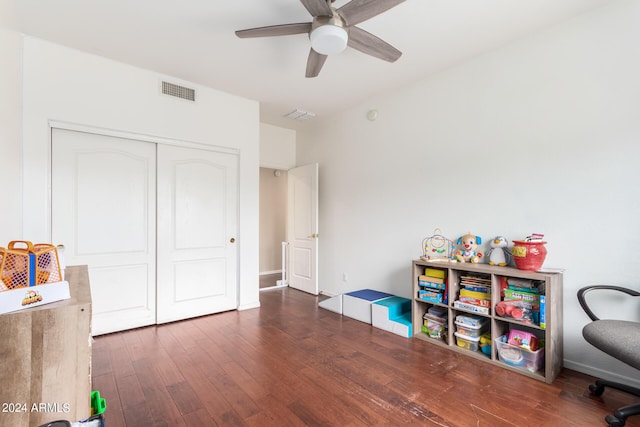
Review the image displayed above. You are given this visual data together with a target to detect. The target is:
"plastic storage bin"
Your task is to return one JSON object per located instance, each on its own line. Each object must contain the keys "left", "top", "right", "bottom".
{"left": 455, "top": 319, "right": 488, "bottom": 338}
{"left": 455, "top": 314, "right": 487, "bottom": 328}
{"left": 423, "top": 306, "right": 448, "bottom": 340}
{"left": 495, "top": 335, "right": 544, "bottom": 372}
{"left": 423, "top": 321, "right": 445, "bottom": 339}
{"left": 454, "top": 332, "right": 480, "bottom": 351}
{"left": 423, "top": 316, "right": 446, "bottom": 339}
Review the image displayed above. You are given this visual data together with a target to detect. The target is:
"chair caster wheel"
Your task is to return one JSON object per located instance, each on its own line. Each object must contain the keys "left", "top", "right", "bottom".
{"left": 589, "top": 382, "right": 605, "bottom": 396}
{"left": 605, "top": 414, "right": 625, "bottom": 427}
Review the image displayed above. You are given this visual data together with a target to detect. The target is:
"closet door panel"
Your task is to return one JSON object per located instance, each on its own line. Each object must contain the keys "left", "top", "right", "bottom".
{"left": 156, "top": 144, "right": 238, "bottom": 323}
{"left": 51, "top": 128, "right": 157, "bottom": 335}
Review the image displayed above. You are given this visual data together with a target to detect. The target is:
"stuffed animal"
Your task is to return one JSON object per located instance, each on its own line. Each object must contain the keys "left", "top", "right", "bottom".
{"left": 454, "top": 233, "right": 483, "bottom": 263}
{"left": 486, "top": 236, "right": 513, "bottom": 267}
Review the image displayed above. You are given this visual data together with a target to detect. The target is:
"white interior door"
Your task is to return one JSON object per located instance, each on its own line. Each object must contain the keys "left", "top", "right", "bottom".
{"left": 51, "top": 128, "right": 157, "bottom": 335}
{"left": 156, "top": 144, "right": 238, "bottom": 323}
{"left": 287, "top": 163, "right": 319, "bottom": 295}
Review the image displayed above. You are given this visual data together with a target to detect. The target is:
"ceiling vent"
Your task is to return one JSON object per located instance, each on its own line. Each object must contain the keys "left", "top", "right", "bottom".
{"left": 284, "top": 108, "right": 316, "bottom": 121}
{"left": 161, "top": 81, "right": 195, "bottom": 102}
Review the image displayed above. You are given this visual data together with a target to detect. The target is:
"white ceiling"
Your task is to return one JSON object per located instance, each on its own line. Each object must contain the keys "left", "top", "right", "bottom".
{"left": 5, "top": 0, "right": 613, "bottom": 129}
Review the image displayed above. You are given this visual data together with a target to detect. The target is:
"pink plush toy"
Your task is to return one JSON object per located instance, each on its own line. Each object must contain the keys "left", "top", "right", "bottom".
{"left": 454, "top": 233, "right": 483, "bottom": 263}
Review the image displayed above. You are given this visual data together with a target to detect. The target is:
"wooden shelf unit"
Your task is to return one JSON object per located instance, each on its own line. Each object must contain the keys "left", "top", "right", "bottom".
{"left": 412, "top": 259, "right": 563, "bottom": 384}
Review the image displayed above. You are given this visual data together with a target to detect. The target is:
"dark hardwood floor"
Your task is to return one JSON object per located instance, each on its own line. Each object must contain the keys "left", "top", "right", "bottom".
{"left": 92, "top": 288, "right": 640, "bottom": 426}
{"left": 259, "top": 273, "right": 282, "bottom": 289}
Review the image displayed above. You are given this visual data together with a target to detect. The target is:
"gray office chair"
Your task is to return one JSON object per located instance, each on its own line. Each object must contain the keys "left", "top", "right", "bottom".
{"left": 578, "top": 285, "right": 640, "bottom": 427}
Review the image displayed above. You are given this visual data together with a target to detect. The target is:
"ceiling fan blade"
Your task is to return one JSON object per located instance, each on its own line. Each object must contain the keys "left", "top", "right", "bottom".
{"left": 235, "top": 22, "right": 312, "bottom": 38}
{"left": 300, "top": 0, "right": 333, "bottom": 17}
{"left": 338, "top": 0, "right": 405, "bottom": 26}
{"left": 347, "top": 26, "right": 401, "bottom": 62}
{"left": 305, "top": 49, "right": 328, "bottom": 78}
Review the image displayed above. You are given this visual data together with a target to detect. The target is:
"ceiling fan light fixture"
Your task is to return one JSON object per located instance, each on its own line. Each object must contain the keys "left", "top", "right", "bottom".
{"left": 310, "top": 24, "right": 348, "bottom": 55}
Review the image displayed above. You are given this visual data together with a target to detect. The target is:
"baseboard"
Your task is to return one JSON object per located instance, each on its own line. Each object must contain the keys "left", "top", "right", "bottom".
{"left": 260, "top": 270, "right": 282, "bottom": 276}
{"left": 237, "top": 301, "right": 260, "bottom": 310}
{"left": 564, "top": 359, "right": 640, "bottom": 388}
{"left": 260, "top": 281, "right": 288, "bottom": 292}
{"left": 320, "top": 290, "right": 338, "bottom": 297}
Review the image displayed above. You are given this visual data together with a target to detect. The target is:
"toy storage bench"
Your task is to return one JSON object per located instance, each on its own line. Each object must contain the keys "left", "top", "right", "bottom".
{"left": 411, "top": 259, "right": 563, "bottom": 384}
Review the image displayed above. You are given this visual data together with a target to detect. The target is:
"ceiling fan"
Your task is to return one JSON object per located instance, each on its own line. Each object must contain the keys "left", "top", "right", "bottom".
{"left": 235, "top": 0, "right": 405, "bottom": 78}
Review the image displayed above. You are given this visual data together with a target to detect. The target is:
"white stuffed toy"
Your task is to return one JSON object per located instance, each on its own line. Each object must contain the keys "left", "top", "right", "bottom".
{"left": 486, "top": 236, "right": 512, "bottom": 267}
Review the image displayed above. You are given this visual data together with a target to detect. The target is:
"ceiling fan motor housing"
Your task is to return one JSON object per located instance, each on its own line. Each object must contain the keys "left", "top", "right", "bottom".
{"left": 310, "top": 15, "right": 348, "bottom": 55}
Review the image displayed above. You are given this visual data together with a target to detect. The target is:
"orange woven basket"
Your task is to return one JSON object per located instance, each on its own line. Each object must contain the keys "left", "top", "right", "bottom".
{"left": 0, "top": 241, "right": 62, "bottom": 291}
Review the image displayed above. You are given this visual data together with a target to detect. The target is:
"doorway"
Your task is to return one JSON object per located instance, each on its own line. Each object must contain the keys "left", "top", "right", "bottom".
{"left": 258, "top": 163, "right": 319, "bottom": 295}
{"left": 259, "top": 167, "right": 288, "bottom": 290}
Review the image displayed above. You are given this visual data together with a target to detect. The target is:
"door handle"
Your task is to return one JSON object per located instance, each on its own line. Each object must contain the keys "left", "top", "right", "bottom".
{"left": 308, "top": 233, "right": 318, "bottom": 239}
{"left": 230, "top": 237, "right": 235, "bottom": 243}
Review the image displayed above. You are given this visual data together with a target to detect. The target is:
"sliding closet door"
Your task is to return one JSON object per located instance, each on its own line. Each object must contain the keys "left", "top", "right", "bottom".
{"left": 156, "top": 144, "right": 238, "bottom": 323}
{"left": 51, "top": 128, "right": 157, "bottom": 335}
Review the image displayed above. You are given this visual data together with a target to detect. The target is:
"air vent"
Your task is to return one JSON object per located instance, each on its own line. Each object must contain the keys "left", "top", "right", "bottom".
{"left": 161, "top": 81, "right": 195, "bottom": 102}
{"left": 284, "top": 108, "right": 316, "bottom": 121}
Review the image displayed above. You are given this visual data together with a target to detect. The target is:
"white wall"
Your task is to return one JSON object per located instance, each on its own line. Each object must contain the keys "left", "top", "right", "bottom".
{"left": 0, "top": 27, "right": 22, "bottom": 244}
{"left": 0, "top": 0, "right": 17, "bottom": 30}
{"left": 20, "top": 37, "right": 260, "bottom": 310}
{"left": 297, "top": 0, "right": 640, "bottom": 384}
{"left": 260, "top": 123, "right": 296, "bottom": 170}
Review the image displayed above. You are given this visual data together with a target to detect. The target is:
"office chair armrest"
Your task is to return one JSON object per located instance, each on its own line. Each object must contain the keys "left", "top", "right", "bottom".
{"left": 577, "top": 285, "right": 640, "bottom": 321}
